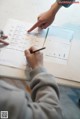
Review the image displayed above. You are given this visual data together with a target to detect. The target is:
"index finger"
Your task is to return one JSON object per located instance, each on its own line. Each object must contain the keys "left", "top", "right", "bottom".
{"left": 0, "top": 38, "right": 9, "bottom": 45}
{"left": 27, "top": 21, "right": 41, "bottom": 32}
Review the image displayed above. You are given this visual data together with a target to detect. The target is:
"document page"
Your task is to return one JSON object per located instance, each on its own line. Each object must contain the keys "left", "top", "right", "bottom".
{"left": 44, "top": 26, "right": 74, "bottom": 64}
{"left": 0, "top": 19, "right": 74, "bottom": 70}
{"left": 0, "top": 19, "right": 47, "bottom": 70}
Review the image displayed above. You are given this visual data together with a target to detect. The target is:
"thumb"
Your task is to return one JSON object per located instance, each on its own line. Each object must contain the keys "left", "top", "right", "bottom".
{"left": 24, "top": 49, "right": 30, "bottom": 57}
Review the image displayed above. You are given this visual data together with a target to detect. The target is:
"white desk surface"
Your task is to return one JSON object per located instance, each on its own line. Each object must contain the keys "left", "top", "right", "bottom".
{"left": 0, "top": 0, "right": 80, "bottom": 87}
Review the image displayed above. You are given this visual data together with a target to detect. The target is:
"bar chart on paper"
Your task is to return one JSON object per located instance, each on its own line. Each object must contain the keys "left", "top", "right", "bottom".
{"left": 44, "top": 26, "right": 74, "bottom": 64}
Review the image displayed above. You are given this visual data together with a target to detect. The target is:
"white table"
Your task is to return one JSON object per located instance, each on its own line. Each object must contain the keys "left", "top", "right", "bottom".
{"left": 0, "top": 0, "right": 80, "bottom": 87}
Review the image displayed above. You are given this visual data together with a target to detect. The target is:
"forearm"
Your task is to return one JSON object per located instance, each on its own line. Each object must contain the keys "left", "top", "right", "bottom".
{"left": 50, "top": 2, "right": 62, "bottom": 14}
{"left": 28, "top": 67, "right": 63, "bottom": 119}
{"left": 30, "top": 67, "right": 59, "bottom": 101}
{"left": 48, "top": 0, "right": 75, "bottom": 19}
{"left": 24, "top": 47, "right": 63, "bottom": 119}
{"left": 50, "top": 0, "right": 75, "bottom": 14}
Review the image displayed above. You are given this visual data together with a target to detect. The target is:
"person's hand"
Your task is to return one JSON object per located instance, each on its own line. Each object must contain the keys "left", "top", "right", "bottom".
{"left": 27, "top": 10, "right": 55, "bottom": 32}
{"left": 27, "top": 2, "right": 61, "bottom": 32}
{"left": 0, "top": 30, "right": 9, "bottom": 45}
{"left": 25, "top": 46, "right": 43, "bottom": 69}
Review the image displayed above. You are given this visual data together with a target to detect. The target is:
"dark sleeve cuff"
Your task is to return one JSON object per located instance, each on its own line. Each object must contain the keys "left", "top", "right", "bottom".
{"left": 57, "top": 0, "right": 75, "bottom": 7}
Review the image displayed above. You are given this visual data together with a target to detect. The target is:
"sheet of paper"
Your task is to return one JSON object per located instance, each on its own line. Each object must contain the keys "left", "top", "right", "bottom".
{"left": 3, "top": 19, "right": 47, "bottom": 51}
{"left": 0, "top": 19, "right": 74, "bottom": 69}
{"left": 0, "top": 19, "right": 47, "bottom": 69}
{"left": 44, "top": 26, "right": 74, "bottom": 64}
{"left": 0, "top": 49, "right": 26, "bottom": 70}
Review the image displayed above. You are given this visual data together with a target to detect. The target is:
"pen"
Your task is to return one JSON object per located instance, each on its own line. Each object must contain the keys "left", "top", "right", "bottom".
{"left": 45, "top": 28, "right": 49, "bottom": 39}
{"left": 31, "top": 47, "right": 46, "bottom": 53}
{"left": 0, "top": 30, "right": 4, "bottom": 37}
{"left": 0, "top": 38, "right": 9, "bottom": 45}
{"left": 43, "top": 28, "right": 49, "bottom": 47}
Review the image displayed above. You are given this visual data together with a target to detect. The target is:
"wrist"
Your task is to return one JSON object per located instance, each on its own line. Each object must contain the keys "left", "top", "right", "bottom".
{"left": 30, "top": 66, "right": 47, "bottom": 79}
{"left": 50, "top": 2, "right": 62, "bottom": 15}
{"left": 32, "top": 64, "right": 43, "bottom": 70}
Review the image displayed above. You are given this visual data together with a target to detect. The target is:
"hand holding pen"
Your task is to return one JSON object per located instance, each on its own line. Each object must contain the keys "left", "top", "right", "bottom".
{"left": 0, "top": 30, "right": 9, "bottom": 45}
{"left": 25, "top": 46, "right": 46, "bottom": 69}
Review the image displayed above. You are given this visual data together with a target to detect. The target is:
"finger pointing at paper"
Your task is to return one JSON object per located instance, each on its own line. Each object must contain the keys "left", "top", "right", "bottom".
{"left": 27, "top": 20, "right": 47, "bottom": 32}
{"left": 27, "top": 9, "right": 56, "bottom": 32}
